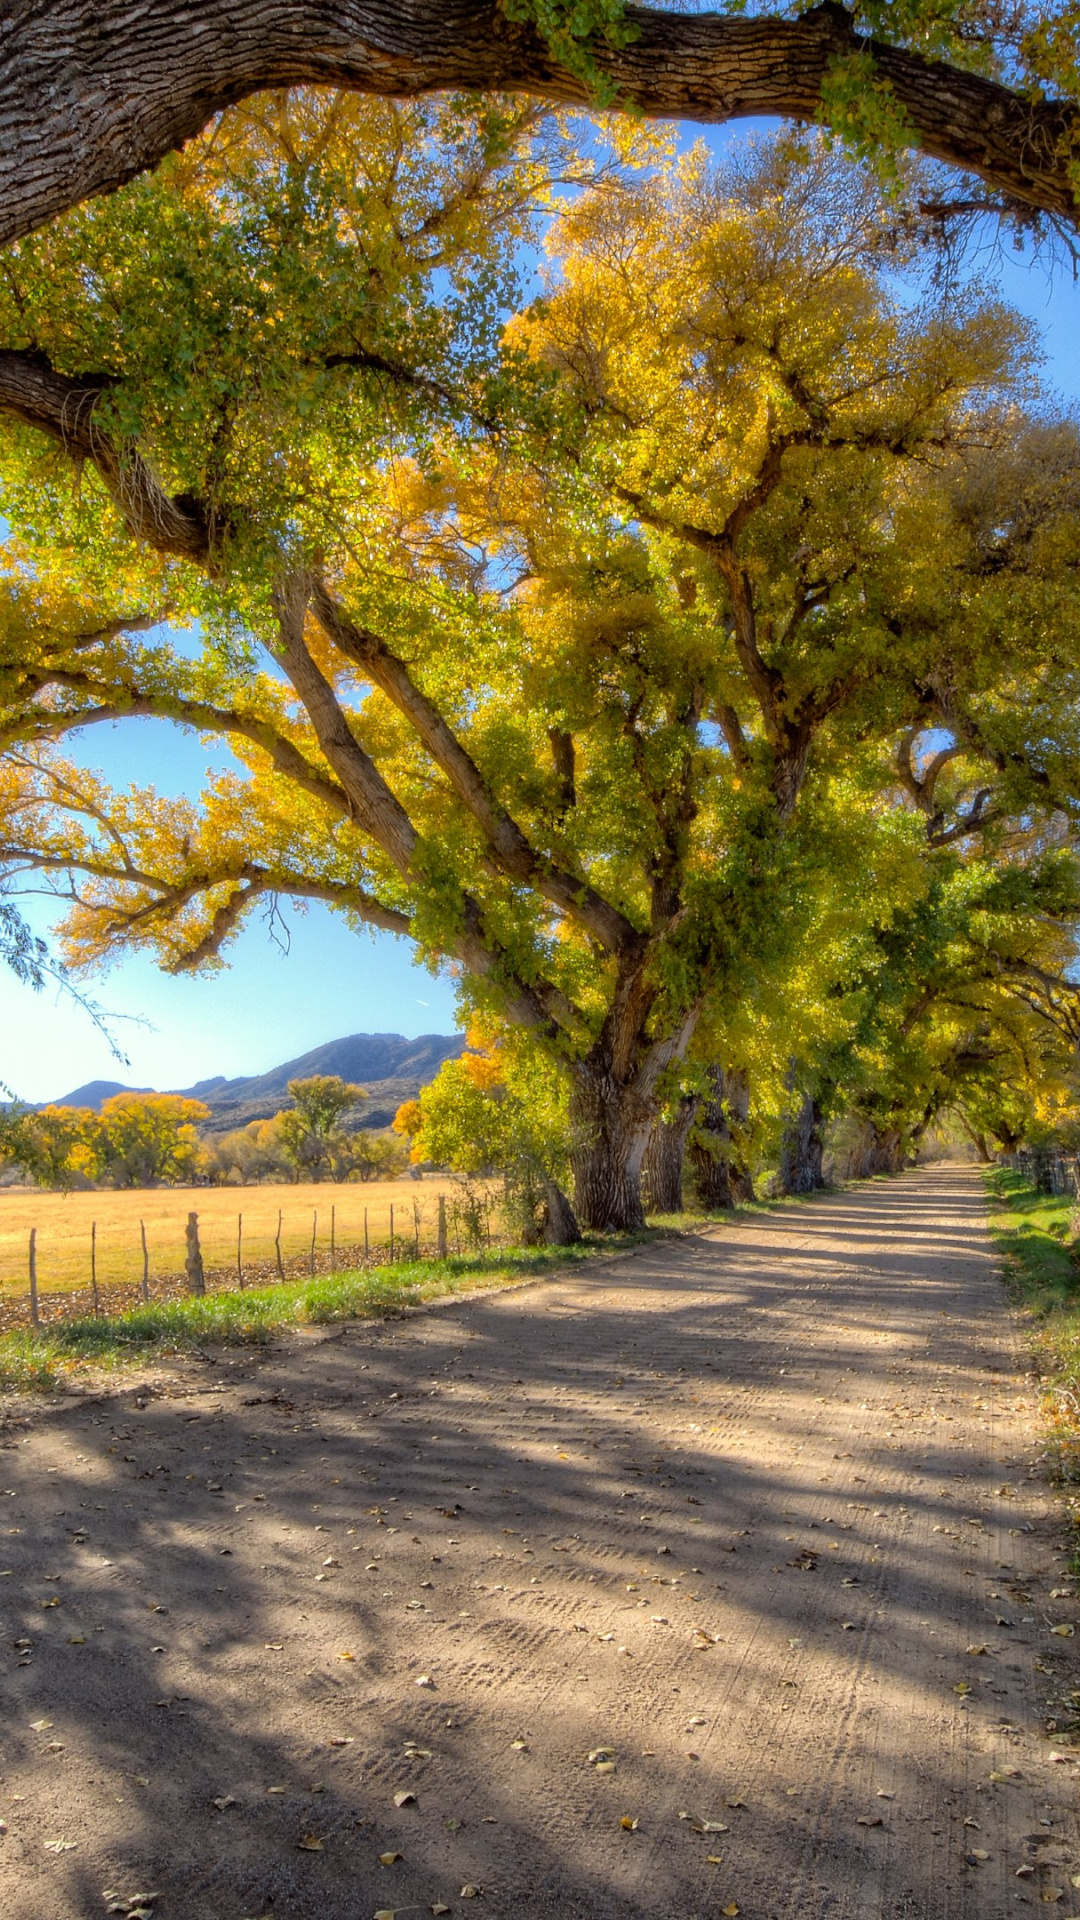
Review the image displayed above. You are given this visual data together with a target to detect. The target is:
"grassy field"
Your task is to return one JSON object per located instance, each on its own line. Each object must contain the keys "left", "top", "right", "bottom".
{"left": 0, "top": 1240, "right": 607, "bottom": 1394}
{"left": 985, "top": 1167, "right": 1080, "bottom": 1485}
{"left": 0, "top": 1175, "right": 469, "bottom": 1296}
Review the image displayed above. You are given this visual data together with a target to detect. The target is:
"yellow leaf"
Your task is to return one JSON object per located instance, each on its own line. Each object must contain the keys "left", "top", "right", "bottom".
{"left": 393, "top": 1791, "right": 416, "bottom": 1809}
{"left": 1050, "top": 1624, "right": 1074, "bottom": 1637}
{"left": 722, "top": 1905, "right": 740, "bottom": 1917}
{"left": 619, "top": 1815, "right": 639, "bottom": 1831}
{"left": 296, "top": 1834, "right": 324, "bottom": 1851}
{"left": 379, "top": 1851, "right": 403, "bottom": 1866}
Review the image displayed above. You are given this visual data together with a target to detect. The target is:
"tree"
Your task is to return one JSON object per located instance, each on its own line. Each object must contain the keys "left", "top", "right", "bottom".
{"left": 0, "top": 124, "right": 1076, "bottom": 1231}
{"left": 91, "top": 1092, "right": 210, "bottom": 1186}
{"left": 0, "top": 1101, "right": 95, "bottom": 1189}
{"left": 401, "top": 1032, "right": 579, "bottom": 1243}
{"left": 0, "top": 1, "right": 1077, "bottom": 254}
{"left": 277, "top": 1075, "right": 367, "bottom": 1182}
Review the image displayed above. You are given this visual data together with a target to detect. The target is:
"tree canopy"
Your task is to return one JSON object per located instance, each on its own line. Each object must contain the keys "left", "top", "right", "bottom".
{"left": 0, "top": 105, "right": 1076, "bottom": 1227}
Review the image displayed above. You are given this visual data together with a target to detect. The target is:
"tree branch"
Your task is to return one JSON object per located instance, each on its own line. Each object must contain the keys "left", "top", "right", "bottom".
{"left": 0, "top": 2, "right": 1074, "bottom": 252}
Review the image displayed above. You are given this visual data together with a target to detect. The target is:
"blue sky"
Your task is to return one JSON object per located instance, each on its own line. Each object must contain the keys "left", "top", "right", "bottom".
{"left": 2, "top": 122, "right": 1078, "bottom": 1103}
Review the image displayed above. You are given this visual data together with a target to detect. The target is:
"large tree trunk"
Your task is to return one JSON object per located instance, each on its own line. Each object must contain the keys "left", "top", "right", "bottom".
{"left": 776, "top": 1090, "right": 827, "bottom": 1196}
{"left": 688, "top": 1067, "right": 754, "bottom": 1209}
{"left": 0, "top": 3, "right": 1074, "bottom": 253}
{"left": 641, "top": 1096, "right": 699, "bottom": 1215}
{"left": 846, "top": 1119, "right": 906, "bottom": 1178}
{"left": 570, "top": 1068, "right": 656, "bottom": 1234}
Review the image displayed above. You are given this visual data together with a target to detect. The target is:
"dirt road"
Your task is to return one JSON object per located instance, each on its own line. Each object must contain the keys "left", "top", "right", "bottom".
{"left": 1, "top": 1165, "right": 1078, "bottom": 1920}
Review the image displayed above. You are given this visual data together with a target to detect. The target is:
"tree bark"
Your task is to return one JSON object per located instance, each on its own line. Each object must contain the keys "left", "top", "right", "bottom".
{"left": 542, "top": 1179, "right": 582, "bottom": 1246}
{"left": 641, "top": 1095, "right": 699, "bottom": 1215}
{"left": 776, "top": 1089, "right": 827, "bottom": 1195}
{"left": 687, "top": 1066, "right": 755, "bottom": 1209}
{"left": 846, "top": 1119, "right": 906, "bottom": 1177}
{"left": 0, "top": 2, "right": 1074, "bottom": 252}
{"left": 570, "top": 1066, "right": 656, "bottom": 1233}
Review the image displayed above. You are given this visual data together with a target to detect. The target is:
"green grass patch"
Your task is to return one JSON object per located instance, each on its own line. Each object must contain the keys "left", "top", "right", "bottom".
{"left": 985, "top": 1167, "right": 1080, "bottom": 1485}
{"left": 0, "top": 1240, "right": 609, "bottom": 1395}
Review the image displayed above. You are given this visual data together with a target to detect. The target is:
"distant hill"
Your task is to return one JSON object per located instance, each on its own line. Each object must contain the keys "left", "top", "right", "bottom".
{"left": 49, "top": 1032, "right": 465, "bottom": 1133}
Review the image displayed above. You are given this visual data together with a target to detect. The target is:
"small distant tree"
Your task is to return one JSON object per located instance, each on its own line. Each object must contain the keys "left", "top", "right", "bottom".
{"left": 0, "top": 1101, "right": 95, "bottom": 1189}
{"left": 277, "top": 1075, "right": 367, "bottom": 1183}
{"left": 200, "top": 1115, "right": 297, "bottom": 1185}
{"left": 91, "top": 1092, "right": 210, "bottom": 1187}
{"left": 338, "top": 1131, "right": 407, "bottom": 1182}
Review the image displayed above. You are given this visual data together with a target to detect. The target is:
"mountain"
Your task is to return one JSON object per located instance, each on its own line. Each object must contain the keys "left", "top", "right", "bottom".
{"left": 43, "top": 1078, "right": 153, "bottom": 1110}
{"left": 49, "top": 1032, "right": 465, "bottom": 1132}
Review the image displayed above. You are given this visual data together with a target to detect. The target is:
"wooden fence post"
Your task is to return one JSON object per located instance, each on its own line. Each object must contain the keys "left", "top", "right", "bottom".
{"left": 413, "top": 1199, "right": 420, "bottom": 1258}
{"left": 29, "top": 1227, "right": 39, "bottom": 1328}
{"left": 274, "top": 1208, "right": 284, "bottom": 1281}
{"left": 310, "top": 1208, "right": 317, "bottom": 1276}
{"left": 437, "top": 1193, "right": 447, "bottom": 1261}
{"left": 330, "top": 1204, "right": 336, "bottom": 1272}
{"left": 90, "top": 1219, "right": 99, "bottom": 1315}
{"left": 184, "top": 1211, "right": 205, "bottom": 1295}
{"left": 389, "top": 1202, "right": 395, "bottom": 1262}
{"left": 236, "top": 1211, "right": 244, "bottom": 1290}
{"left": 139, "top": 1220, "right": 150, "bottom": 1303}
{"left": 364, "top": 1207, "right": 369, "bottom": 1260}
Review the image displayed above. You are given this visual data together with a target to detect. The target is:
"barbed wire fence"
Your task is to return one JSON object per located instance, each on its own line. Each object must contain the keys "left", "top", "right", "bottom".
{"left": 5, "top": 1182, "right": 504, "bottom": 1334}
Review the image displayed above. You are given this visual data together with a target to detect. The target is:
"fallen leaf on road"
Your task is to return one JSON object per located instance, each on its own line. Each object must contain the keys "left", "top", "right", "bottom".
{"left": 1040, "top": 1890, "right": 1064, "bottom": 1903}
{"left": 1050, "top": 1625, "right": 1074, "bottom": 1637}
{"left": 43, "top": 1839, "right": 77, "bottom": 1852}
{"left": 953, "top": 1682, "right": 972, "bottom": 1696}
{"left": 212, "top": 1796, "right": 237, "bottom": 1811}
{"left": 691, "top": 1629, "right": 717, "bottom": 1648}
{"left": 339, "top": 1651, "right": 356, "bottom": 1662}
{"left": 725, "top": 1798, "right": 747, "bottom": 1809}
{"left": 296, "top": 1834, "right": 324, "bottom": 1851}
{"left": 432, "top": 1906, "right": 452, "bottom": 1916}
{"left": 29, "top": 1719, "right": 52, "bottom": 1731}
{"left": 968, "top": 1848, "right": 990, "bottom": 1861}
{"left": 329, "top": 1737, "right": 354, "bottom": 1748}
{"left": 620, "top": 1816, "right": 639, "bottom": 1831}
{"left": 721, "top": 1904, "right": 740, "bottom": 1916}
{"left": 394, "top": 1792, "right": 416, "bottom": 1808}
{"left": 857, "top": 1816, "right": 884, "bottom": 1827}
{"left": 460, "top": 1885, "right": 480, "bottom": 1898}
{"left": 416, "top": 1674, "right": 436, "bottom": 1689}
{"left": 379, "top": 1851, "right": 403, "bottom": 1866}
{"left": 966, "top": 1645, "right": 988, "bottom": 1656}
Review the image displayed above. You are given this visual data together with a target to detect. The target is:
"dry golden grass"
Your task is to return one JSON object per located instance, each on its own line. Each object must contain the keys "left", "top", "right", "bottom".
{"left": 0, "top": 1175, "right": 467, "bottom": 1295}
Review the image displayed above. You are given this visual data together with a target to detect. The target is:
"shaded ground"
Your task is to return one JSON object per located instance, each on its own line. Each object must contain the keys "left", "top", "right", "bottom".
{"left": 1, "top": 1165, "right": 1078, "bottom": 1920}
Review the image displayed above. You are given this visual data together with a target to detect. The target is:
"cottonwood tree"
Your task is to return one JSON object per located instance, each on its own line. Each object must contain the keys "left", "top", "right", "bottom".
{"left": 0, "top": 122, "right": 1075, "bottom": 1228}
{"left": 1, "top": 0, "right": 1078, "bottom": 254}
{"left": 277, "top": 1073, "right": 367, "bottom": 1181}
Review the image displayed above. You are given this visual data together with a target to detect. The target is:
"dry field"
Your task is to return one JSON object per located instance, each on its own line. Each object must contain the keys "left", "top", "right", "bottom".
{"left": 0, "top": 1175, "right": 468, "bottom": 1297}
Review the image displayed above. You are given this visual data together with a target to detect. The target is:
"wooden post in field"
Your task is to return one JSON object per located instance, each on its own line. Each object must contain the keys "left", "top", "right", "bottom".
{"left": 330, "top": 1204, "right": 336, "bottom": 1272}
{"left": 184, "top": 1211, "right": 205, "bottom": 1295}
{"left": 310, "top": 1208, "right": 317, "bottom": 1276}
{"left": 90, "top": 1219, "right": 99, "bottom": 1315}
{"left": 28, "top": 1227, "right": 39, "bottom": 1328}
{"left": 274, "top": 1208, "right": 284, "bottom": 1281}
{"left": 437, "top": 1194, "right": 447, "bottom": 1261}
{"left": 139, "top": 1220, "right": 150, "bottom": 1303}
{"left": 413, "top": 1199, "right": 420, "bottom": 1258}
{"left": 363, "top": 1207, "right": 369, "bottom": 1261}
{"left": 236, "top": 1211, "right": 244, "bottom": 1290}
{"left": 389, "top": 1202, "right": 395, "bottom": 1262}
